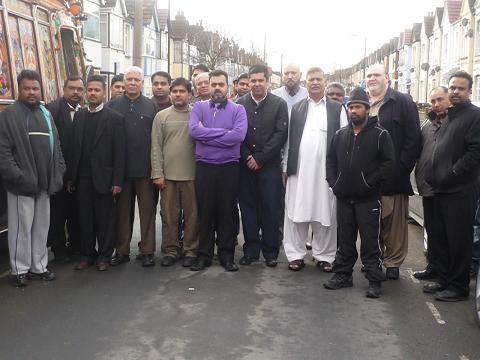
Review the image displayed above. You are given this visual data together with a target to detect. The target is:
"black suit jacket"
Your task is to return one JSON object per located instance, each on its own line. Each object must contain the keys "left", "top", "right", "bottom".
{"left": 287, "top": 97, "right": 343, "bottom": 176}
{"left": 236, "top": 92, "right": 289, "bottom": 168}
{"left": 45, "top": 97, "right": 76, "bottom": 170}
{"left": 69, "top": 106, "right": 126, "bottom": 194}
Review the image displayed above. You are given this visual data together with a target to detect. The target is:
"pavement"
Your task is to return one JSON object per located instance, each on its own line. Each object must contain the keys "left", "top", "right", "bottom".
{"left": 0, "top": 218, "right": 479, "bottom": 360}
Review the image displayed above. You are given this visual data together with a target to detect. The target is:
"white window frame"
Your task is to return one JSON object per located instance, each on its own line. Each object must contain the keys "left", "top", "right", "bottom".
{"left": 109, "top": 13, "right": 124, "bottom": 50}
{"left": 83, "top": 0, "right": 101, "bottom": 41}
{"left": 124, "top": 23, "right": 132, "bottom": 56}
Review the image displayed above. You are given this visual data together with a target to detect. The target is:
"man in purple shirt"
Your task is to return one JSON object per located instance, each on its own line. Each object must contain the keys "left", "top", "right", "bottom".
{"left": 189, "top": 69, "right": 248, "bottom": 271}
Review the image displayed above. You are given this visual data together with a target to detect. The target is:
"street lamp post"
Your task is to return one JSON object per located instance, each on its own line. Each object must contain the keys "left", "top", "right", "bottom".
{"left": 362, "top": 37, "right": 367, "bottom": 80}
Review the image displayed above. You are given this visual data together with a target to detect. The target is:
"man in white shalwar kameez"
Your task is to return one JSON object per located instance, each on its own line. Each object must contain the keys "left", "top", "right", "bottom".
{"left": 283, "top": 67, "right": 347, "bottom": 270}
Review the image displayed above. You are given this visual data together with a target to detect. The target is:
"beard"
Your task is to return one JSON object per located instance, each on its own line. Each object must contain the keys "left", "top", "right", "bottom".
{"left": 212, "top": 90, "right": 226, "bottom": 103}
{"left": 350, "top": 115, "right": 367, "bottom": 126}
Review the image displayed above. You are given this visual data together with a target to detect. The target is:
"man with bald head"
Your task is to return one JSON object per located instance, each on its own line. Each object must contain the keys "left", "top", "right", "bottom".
{"left": 366, "top": 64, "right": 420, "bottom": 280}
{"left": 192, "top": 72, "right": 211, "bottom": 103}
{"left": 272, "top": 64, "right": 308, "bottom": 113}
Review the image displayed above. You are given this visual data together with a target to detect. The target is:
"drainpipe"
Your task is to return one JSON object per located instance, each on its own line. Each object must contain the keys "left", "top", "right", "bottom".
{"left": 132, "top": 0, "right": 144, "bottom": 68}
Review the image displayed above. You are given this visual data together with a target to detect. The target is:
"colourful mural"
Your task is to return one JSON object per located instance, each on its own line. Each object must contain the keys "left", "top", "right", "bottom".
{"left": 38, "top": 24, "right": 58, "bottom": 102}
{"left": 18, "top": 18, "right": 39, "bottom": 72}
{"left": 8, "top": 16, "right": 23, "bottom": 76}
{"left": 0, "top": 16, "right": 12, "bottom": 98}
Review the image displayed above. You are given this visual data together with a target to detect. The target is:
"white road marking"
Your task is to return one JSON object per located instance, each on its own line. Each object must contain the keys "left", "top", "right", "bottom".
{"left": 426, "top": 302, "right": 446, "bottom": 325}
{"left": 0, "top": 270, "right": 10, "bottom": 279}
{"left": 459, "top": 355, "right": 470, "bottom": 360}
{"left": 406, "top": 268, "right": 420, "bottom": 284}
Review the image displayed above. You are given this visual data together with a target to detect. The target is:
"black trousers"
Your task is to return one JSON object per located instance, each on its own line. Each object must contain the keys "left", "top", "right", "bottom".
{"left": 195, "top": 161, "right": 239, "bottom": 263}
{"left": 76, "top": 178, "right": 117, "bottom": 262}
{"left": 433, "top": 186, "right": 479, "bottom": 294}
{"left": 239, "top": 165, "right": 281, "bottom": 260}
{"left": 422, "top": 196, "right": 437, "bottom": 269}
{"left": 47, "top": 189, "right": 80, "bottom": 256}
{"left": 333, "top": 198, "right": 385, "bottom": 282}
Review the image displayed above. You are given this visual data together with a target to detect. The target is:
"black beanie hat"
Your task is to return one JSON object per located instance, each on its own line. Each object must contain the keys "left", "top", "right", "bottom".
{"left": 347, "top": 87, "right": 370, "bottom": 108}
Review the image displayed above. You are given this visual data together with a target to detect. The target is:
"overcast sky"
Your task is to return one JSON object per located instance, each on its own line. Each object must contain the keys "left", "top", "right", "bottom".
{"left": 160, "top": 0, "right": 445, "bottom": 74}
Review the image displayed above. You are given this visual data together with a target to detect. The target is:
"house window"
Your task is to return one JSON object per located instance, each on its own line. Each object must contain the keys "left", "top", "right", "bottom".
{"left": 83, "top": 0, "right": 100, "bottom": 41}
{"left": 124, "top": 23, "right": 132, "bottom": 56}
{"left": 477, "top": 21, "right": 480, "bottom": 55}
{"left": 475, "top": 75, "right": 480, "bottom": 101}
{"left": 183, "top": 41, "right": 189, "bottom": 64}
{"left": 110, "top": 14, "right": 123, "bottom": 50}
{"left": 100, "top": 13, "right": 108, "bottom": 47}
{"left": 161, "top": 32, "right": 168, "bottom": 60}
{"left": 443, "top": 34, "right": 448, "bottom": 62}
{"left": 174, "top": 40, "right": 182, "bottom": 63}
{"left": 144, "top": 27, "right": 156, "bottom": 57}
{"left": 155, "top": 32, "right": 161, "bottom": 59}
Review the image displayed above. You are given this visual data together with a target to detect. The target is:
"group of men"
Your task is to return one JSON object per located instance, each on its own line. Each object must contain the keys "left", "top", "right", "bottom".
{"left": 0, "top": 61, "right": 479, "bottom": 302}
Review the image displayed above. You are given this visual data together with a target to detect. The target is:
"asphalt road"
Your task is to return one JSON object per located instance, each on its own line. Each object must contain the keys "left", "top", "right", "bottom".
{"left": 0, "top": 215, "right": 479, "bottom": 360}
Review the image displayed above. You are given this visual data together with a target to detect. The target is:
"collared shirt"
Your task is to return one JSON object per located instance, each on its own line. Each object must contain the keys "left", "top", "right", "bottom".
{"left": 87, "top": 103, "right": 104, "bottom": 113}
{"left": 66, "top": 101, "right": 82, "bottom": 121}
{"left": 307, "top": 96, "right": 328, "bottom": 132}
{"left": 250, "top": 92, "right": 268, "bottom": 106}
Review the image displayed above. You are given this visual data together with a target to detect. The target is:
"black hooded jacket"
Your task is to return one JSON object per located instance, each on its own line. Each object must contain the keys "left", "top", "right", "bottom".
{"left": 326, "top": 116, "right": 395, "bottom": 202}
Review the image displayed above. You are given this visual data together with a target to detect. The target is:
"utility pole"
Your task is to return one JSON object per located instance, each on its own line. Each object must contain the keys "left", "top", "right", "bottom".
{"left": 263, "top": 33, "right": 266, "bottom": 63}
{"left": 132, "top": 0, "right": 144, "bottom": 67}
{"left": 362, "top": 37, "right": 367, "bottom": 80}
{"left": 167, "top": 0, "right": 171, "bottom": 73}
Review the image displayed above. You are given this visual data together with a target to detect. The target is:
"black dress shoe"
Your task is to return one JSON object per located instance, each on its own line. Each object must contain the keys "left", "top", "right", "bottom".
{"left": 413, "top": 267, "right": 437, "bottom": 280}
{"left": 222, "top": 261, "right": 239, "bottom": 272}
{"left": 28, "top": 270, "right": 56, "bottom": 281}
{"left": 182, "top": 256, "right": 196, "bottom": 268}
{"left": 142, "top": 254, "right": 155, "bottom": 267}
{"left": 190, "top": 258, "right": 212, "bottom": 271}
{"left": 366, "top": 281, "right": 382, "bottom": 298}
{"left": 434, "top": 288, "right": 469, "bottom": 302}
{"left": 110, "top": 254, "right": 130, "bottom": 266}
{"left": 423, "top": 282, "right": 446, "bottom": 294}
{"left": 386, "top": 267, "right": 399, "bottom": 280}
{"left": 239, "top": 255, "right": 257, "bottom": 265}
{"left": 160, "top": 256, "right": 176, "bottom": 267}
{"left": 265, "top": 258, "right": 278, "bottom": 267}
{"left": 13, "top": 274, "right": 28, "bottom": 287}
